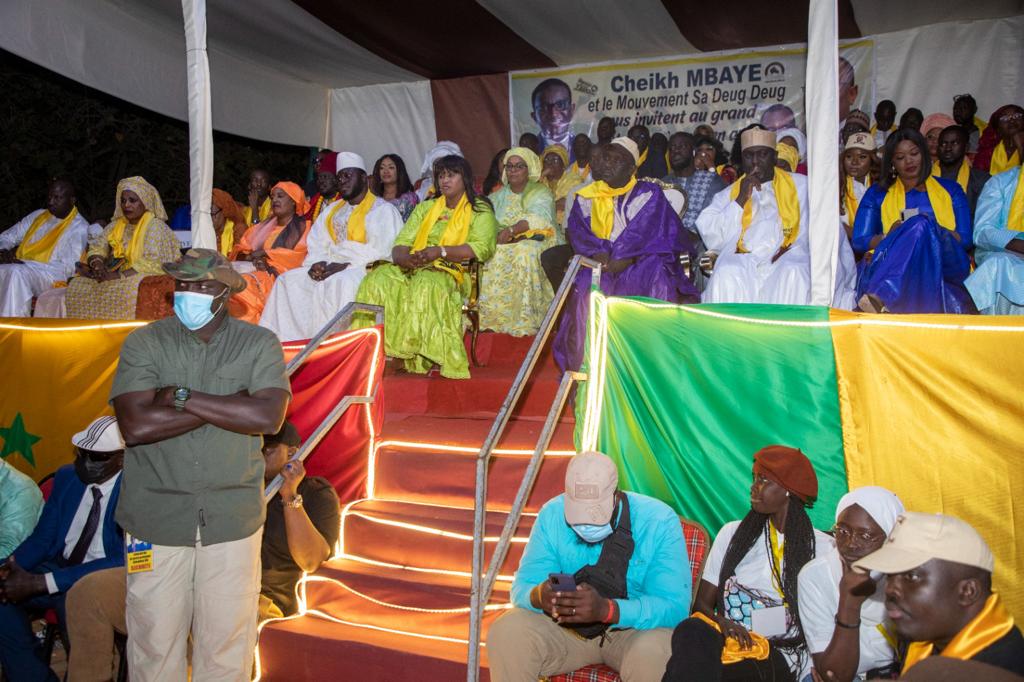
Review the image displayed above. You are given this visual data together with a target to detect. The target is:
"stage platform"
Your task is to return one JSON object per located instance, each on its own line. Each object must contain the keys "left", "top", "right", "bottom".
{"left": 256, "top": 332, "right": 573, "bottom": 681}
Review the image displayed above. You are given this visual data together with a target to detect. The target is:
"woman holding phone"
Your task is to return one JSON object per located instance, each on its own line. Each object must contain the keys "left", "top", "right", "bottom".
{"left": 851, "top": 129, "right": 973, "bottom": 314}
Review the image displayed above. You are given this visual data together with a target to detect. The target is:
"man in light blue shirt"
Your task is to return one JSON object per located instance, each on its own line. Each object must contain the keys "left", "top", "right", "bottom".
{"left": 965, "top": 131, "right": 1024, "bottom": 315}
{"left": 488, "top": 451, "right": 691, "bottom": 681}
{"left": 0, "top": 459, "right": 42, "bottom": 558}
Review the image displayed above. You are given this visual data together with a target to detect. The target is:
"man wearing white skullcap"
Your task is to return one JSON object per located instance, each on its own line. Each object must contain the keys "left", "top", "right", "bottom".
{"left": 697, "top": 128, "right": 812, "bottom": 305}
{"left": 259, "top": 151, "right": 404, "bottom": 341}
{"left": 0, "top": 416, "right": 125, "bottom": 681}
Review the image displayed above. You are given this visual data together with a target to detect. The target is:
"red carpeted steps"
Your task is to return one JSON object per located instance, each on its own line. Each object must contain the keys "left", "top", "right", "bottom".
{"left": 256, "top": 332, "right": 574, "bottom": 681}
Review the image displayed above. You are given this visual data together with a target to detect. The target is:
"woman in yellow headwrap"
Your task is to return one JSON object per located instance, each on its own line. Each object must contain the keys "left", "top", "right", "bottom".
{"left": 540, "top": 144, "right": 586, "bottom": 225}
{"left": 65, "top": 176, "right": 181, "bottom": 319}
{"left": 477, "top": 147, "right": 557, "bottom": 336}
{"left": 352, "top": 155, "right": 498, "bottom": 379}
{"left": 228, "top": 181, "right": 311, "bottom": 323}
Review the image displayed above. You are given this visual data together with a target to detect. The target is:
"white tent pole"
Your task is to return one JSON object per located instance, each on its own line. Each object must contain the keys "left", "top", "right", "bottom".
{"left": 806, "top": 0, "right": 840, "bottom": 306}
{"left": 182, "top": 0, "right": 215, "bottom": 250}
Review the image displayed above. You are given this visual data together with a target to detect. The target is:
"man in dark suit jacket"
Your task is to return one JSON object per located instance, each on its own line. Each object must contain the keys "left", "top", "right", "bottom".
{"left": 0, "top": 416, "right": 125, "bottom": 682}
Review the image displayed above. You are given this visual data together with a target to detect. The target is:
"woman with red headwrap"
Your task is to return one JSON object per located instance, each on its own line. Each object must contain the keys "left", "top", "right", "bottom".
{"left": 228, "top": 181, "right": 310, "bottom": 323}
{"left": 663, "top": 446, "right": 834, "bottom": 682}
{"left": 974, "top": 105, "right": 1024, "bottom": 175}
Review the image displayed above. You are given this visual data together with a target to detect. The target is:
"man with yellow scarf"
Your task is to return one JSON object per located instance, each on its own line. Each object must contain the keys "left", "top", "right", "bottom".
{"left": 965, "top": 131, "right": 1024, "bottom": 315}
{"left": 259, "top": 152, "right": 403, "bottom": 341}
{"left": 698, "top": 128, "right": 812, "bottom": 305}
{"left": 855, "top": 512, "right": 1024, "bottom": 678}
{"left": 353, "top": 154, "right": 498, "bottom": 379}
{"left": 552, "top": 137, "right": 698, "bottom": 372}
{"left": 0, "top": 178, "right": 89, "bottom": 317}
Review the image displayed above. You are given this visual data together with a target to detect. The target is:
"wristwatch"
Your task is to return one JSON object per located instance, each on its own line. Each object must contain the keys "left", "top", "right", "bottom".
{"left": 284, "top": 494, "right": 304, "bottom": 510}
{"left": 439, "top": 245, "right": 448, "bottom": 260}
{"left": 173, "top": 386, "right": 192, "bottom": 411}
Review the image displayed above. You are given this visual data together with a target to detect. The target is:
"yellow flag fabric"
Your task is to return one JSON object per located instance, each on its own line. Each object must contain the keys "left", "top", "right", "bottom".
{"left": 830, "top": 309, "right": 1024, "bottom": 620}
{"left": 728, "top": 169, "right": 800, "bottom": 253}
{"left": 576, "top": 177, "right": 638, "bottom": 240}
{"left": 990, "top": 143, "right": 1021, "bottom": 176}
{"left": 0, "top": 319, "right": 144, "bottom": 480}
{"left": 880, "top": 177, "right": 956, "bottom": 234}
{"left": 15, "top": 208, "right": 79, "bottom": 263}
{"left": 106, "top": 212, "right": 155, "bottom": 267}
{"left": 324, "top": 193, "right": 377, "bottom": 244}
{"left": 931, "top": 159, "right": 970, "bottom": 193}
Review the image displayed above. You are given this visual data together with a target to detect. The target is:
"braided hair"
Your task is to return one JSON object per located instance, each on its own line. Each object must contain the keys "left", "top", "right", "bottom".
{"left": 716, "top": 495, "right": 817, "bottom": 656}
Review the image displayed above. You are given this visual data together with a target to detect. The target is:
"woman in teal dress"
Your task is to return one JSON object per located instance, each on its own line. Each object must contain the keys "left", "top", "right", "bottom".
{"left": 353, "top": 155, "right": 497, "bottom": 379}
{"left": 478, "top": 147, "right": 557, "bottom": 336}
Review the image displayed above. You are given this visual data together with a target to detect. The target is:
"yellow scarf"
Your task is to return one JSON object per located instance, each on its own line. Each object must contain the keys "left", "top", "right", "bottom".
{"left": 870, "top": 124, "right": 896, "bottom": 136}
{"left": 324, "top": 193, "right": 377, "bottom": 244}
{"left": 576, "top": 177, "right": 637, "bottom": 240}
{"left": 903, "top": 594, "right": 1016, "bottom": 674}
{"left": 933, "top": 159, "right": 971, "bottom": 193}
{"left": 568, "top": 161, "right": 588, "bottom": 177}
{"left": 692, "top": 612, "right": 771, "bottom": 663}
{"left": 768, "top": 523, "right": 786, "bottom": 604}
{"left": 219, "top": 220, "right": 235, "bottom": 257}
{"left": 106, "top": 212, "right": 154, "bottom": 267}
{"left": 728, "top": 169, "right": 800, "bottom": 253}
{"left": 244, "top": 197, "right": 271, "bottom": 225}
{"left": 410, "top": 195, "right": 474, "bottom": 284}
{"left": 637, "top": 147, "right": 648, "bottom": 167}
{"left": 15, "top": 208, "right": 79, "bottom": 263}
{"left": 843, "top": 176, "right": 870, "bottom": 223}
{"left": 880, "top": 177, "right": 956, "bottom": 234}
{"left": 991, "top": 143, "right": 1022, "bottom": 176}
{"left": 1008, "top": 167, "right": 1024, "bottom": 232}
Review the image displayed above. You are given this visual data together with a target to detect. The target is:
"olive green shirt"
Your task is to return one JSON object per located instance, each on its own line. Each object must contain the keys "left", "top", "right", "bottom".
{"left": 110, "top": 315, "right": 290, "bottom": 546}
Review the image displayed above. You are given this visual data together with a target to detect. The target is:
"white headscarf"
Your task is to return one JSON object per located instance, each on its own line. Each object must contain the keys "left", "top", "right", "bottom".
{"left": 835, "top": 486, "right": 905, "bottom": 535}
{"left": 419, "top": 140, "right": 463, "bottom": 178}
{"left": 775, "top": 127, "right": 807, "bottom": 162}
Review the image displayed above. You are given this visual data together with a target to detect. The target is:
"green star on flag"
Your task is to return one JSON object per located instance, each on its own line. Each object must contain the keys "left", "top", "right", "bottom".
{"left": 0, "top": 413, "right": 42, "bottom": 467}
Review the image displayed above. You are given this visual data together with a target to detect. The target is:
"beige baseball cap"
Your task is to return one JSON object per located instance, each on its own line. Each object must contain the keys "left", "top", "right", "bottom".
{"left": 563, "top": 451, "right": 618, "bottom": 525}
{"left": 844, "top": 132, "right": 876, "bottom": 152}
{"left": 854, "top": 511, "right": 994, "bottom": 574}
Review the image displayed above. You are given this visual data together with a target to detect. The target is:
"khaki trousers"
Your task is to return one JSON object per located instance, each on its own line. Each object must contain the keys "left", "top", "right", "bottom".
{"left": 487, "top": 607, "right": 673, "bottom": 682}
{"left": 66, "top": 566, "right": 128, "bottom": 682}
{"left": 125, "top": 528, "right": 263, "bottom": 682}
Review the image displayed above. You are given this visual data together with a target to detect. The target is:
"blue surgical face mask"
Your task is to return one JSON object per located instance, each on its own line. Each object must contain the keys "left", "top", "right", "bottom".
{"left": 173, "top": 290, "right": 224, "bottom": 330}
{"left": 572, "top": 523, "right": 613, "bottom": 544}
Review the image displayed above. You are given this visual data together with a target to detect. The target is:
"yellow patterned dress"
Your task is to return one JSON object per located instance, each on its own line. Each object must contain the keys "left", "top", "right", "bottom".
{"left": 65, "top": 216, "right": 181, "bottom": 319}
{"left": 478, "top": 181, "right": 558, "bottom": 336}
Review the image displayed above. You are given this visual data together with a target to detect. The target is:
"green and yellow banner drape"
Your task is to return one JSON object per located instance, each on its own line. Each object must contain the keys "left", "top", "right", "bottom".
{"left": 0, "top": 320, "right": 145, "bottom": 479}
{"left": 576, "top": 296, "right": 1024, "bottom": 618}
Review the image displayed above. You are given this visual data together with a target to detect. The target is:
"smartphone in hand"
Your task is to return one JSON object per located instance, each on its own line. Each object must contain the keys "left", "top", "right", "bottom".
{"left": 548, "top": 573, "right": 577, "bottom": 592}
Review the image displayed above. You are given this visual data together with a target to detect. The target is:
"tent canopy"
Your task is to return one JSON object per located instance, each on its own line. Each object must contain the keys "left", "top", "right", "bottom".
{"left": 2, "top": 0, "right": 1021, "bottom": 148}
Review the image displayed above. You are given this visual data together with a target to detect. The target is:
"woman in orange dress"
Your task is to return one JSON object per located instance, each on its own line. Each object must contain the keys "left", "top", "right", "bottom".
{"left": 228, "top": 181, "right": 310, "bottom": 323}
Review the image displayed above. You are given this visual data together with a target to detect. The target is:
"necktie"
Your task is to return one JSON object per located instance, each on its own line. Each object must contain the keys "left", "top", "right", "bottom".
{"left": 67, "top": 487, "right": 102, "bottom": 566}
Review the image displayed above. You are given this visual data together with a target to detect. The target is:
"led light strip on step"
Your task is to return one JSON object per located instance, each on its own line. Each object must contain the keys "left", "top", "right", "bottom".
{"left": 368, "top": 440, "right": 576, "bottom": 499}
{"left": 345, "top": 511, "right": 529, "bottom": 544}
{"left": 0, "top": 321, "right": 148, "bottom": 332}
{"left": 301, "top": 574, "right": 513, "bottom": 614}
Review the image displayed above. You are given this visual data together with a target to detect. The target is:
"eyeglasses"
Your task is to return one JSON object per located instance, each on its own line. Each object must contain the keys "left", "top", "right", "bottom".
{"left": 77, "top": 448, "right": 118, "bottom": 462}
{"left": 831, "top": 525, "right": 885, "bottom": 545}
{"left": 504, "top": 163, "right": 528, "bottom": 172}
{"left": 538, "top": 100, "right": 572, "bottom": 113}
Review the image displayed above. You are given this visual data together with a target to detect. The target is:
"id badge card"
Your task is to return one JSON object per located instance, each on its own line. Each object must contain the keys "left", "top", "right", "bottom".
{"left": 751, "top": 605, "right": 788, "bottom": 637}
{"left": 125, "top": 533, "right": 154, "bottom": 574}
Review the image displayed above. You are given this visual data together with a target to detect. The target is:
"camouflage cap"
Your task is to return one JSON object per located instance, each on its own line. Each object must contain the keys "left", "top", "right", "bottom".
{"left": 162, "top": 248, "right": 246, "bottom": 293}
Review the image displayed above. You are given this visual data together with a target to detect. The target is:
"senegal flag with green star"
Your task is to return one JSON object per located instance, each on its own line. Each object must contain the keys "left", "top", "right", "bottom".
{"left": 0, "top": 320, "right": 142, "bottom": 479}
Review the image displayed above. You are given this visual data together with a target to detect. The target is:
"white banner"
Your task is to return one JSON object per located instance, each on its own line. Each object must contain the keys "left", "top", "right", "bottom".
{"left": 510, "top": 39, "right": 875, "bottom": 148}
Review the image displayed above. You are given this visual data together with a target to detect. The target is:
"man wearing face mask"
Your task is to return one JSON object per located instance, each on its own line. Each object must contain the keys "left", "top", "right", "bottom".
{"left": 488, "top": 451, "right": 690, "bottom": 682}
{"left": 0, "top": 416, "right": 125, "bottom": 682}
{"left": 110, "top": 248, "right": 290, "bottom": 682}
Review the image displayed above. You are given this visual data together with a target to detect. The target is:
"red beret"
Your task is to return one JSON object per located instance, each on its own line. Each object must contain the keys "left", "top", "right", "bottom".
{"left": 317, "top": 151, "right": 339, "bottom": 174}
{"left": 753, "top": 445, "right": 818, "bottom": 504}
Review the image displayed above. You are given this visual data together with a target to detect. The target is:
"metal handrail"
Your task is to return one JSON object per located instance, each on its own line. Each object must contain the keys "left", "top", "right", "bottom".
{"left": 285, "top": 302, "right": 383, "bottom": 377}
{"left": 466, "top": 255, "right": 601, "bottom": 681}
